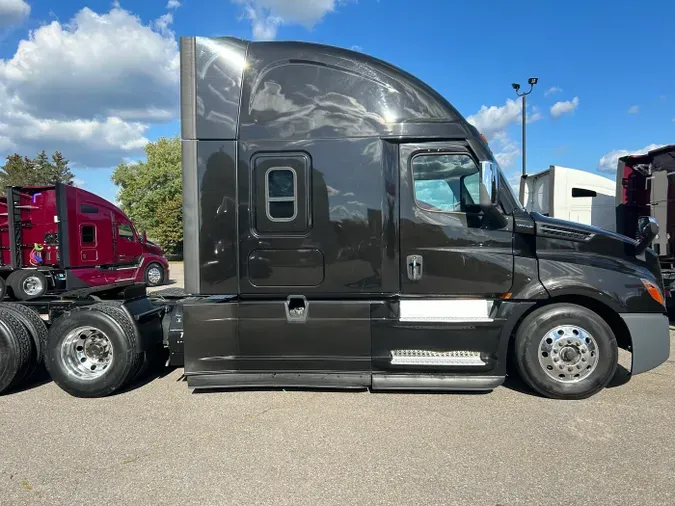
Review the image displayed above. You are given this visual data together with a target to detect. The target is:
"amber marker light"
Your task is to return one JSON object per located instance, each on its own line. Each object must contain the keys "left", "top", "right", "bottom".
{"left": 641, "top": 279, "right": 665, "bottom": 306}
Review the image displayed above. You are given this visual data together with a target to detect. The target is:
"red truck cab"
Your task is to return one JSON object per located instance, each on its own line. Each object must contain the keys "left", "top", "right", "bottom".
{"left": 0, "top": 184, "right": 169, "bottom": 300}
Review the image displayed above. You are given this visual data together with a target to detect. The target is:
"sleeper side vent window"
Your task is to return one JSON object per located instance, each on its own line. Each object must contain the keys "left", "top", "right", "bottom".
{"left": 572, "top": 188, "right": 597, "bottom": 198}
{"left": 254, "top": 153, "right": 310, "bottom": 234}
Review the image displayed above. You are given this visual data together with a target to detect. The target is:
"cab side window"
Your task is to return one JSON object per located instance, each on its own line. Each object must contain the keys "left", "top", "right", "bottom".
{"left": 412, "top": 154, "right": 480, "bottom": 213}
{"left": 118, "top": 223, "right": 134, "bottom": 241}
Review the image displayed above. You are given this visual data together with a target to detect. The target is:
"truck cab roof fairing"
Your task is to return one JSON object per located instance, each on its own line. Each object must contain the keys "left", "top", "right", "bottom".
{"left": 179, "top": 36, "right": 470, "bottom": 142}
{"left": 240, "top": 40, "right": 466, "bottom": 141}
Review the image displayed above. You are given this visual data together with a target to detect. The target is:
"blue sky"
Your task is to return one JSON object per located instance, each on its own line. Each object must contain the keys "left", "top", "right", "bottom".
{"left": 0, "top": 0, "right": 673, "bottom": 204}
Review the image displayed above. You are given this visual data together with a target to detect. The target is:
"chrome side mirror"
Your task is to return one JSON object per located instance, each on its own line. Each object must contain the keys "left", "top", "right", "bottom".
{"left": 480, "top": 161, "right": 500, "bottom": 208}
{"left": 636, "top": 216, "right": 659, "bottom": 255}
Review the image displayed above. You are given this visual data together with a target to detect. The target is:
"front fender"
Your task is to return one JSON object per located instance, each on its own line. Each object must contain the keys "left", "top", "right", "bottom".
{"left": 538, "top": 259, "right": 664, "bottom": 313}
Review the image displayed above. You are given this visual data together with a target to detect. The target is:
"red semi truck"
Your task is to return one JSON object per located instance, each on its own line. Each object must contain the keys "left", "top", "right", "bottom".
{"left": 0, "top": 183, "right": 169, "bottom": 300}
{"left": 616, "top": 145, "right": 675, "bottom": 302}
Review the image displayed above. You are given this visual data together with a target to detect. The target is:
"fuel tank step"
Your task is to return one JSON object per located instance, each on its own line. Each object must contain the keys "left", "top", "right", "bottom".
{"left": 390, "top": 349, "right": 486, "bottom": 367}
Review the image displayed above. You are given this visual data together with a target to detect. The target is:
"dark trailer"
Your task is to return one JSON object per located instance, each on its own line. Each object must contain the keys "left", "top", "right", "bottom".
{"left": 0, "top": 37, "right": 670, "bottom": 399}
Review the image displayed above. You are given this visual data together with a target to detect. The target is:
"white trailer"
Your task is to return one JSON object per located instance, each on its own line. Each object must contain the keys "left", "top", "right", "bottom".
{"left": 519, "top": 165, "right": 616, "bottom": 231}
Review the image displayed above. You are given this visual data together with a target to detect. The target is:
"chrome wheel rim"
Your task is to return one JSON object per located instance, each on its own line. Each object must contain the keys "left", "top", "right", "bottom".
{"left": 23, "top": 275, "right": 44, "bottom": 296}
{"left": 60, "top": 326, "right": 114, "bottom": 380}
{"left": 538, "top": 325, "right": 598, "bottom": 383}
{"left": 147, "top": 267, "right": 162, "bottom": 285}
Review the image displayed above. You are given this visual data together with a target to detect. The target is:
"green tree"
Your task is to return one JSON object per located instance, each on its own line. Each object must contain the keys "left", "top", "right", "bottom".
{"left": 49, "top": 152, "right": 74, "bottom": 186}
{"left": 112, "top": 136, "right": 182, "bottom": 254}
{"left": 0, "top": 151, "right": 76, "bottom": 189}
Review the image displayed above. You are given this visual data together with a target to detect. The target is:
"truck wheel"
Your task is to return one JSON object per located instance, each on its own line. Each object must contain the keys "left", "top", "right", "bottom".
{"left": 0, "top": 307, "right": 33, "bottom": 394}
{"left": 5, "top": 271, "right": 19, "bottom": 297}
{"left": 514, "top": 303, "right": 618, "bottom": 400}
{"left": 44, "top": 303, "right": 143, "bottom": 398}
{"left": 11, "top": 270, "right": 47, "bottom": 300}
{"left": 0, "top": 303, "right": 47, "bottom": 382}
{"left": 144, "top": 263, "right": 165, "bottom": 287}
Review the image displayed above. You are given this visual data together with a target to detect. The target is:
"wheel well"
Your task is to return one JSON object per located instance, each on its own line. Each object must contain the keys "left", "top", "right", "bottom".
{"left": 510, "top": 295, "right": 632, "bottom": 352}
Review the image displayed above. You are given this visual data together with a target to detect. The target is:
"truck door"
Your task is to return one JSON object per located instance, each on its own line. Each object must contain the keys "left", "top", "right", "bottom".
{"left": 399, "top": 142, "right": 514, "bottom": 296}
{"left": 113, "top": 218, "right": 142, "bottom": 265}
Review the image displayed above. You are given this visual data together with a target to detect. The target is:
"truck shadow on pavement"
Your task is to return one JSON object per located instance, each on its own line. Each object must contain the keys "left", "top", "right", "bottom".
{"left": 6, "top": 351, "right": 179, "bottom": 396}
{"left": 7, "top": 366, "right": 52, "bottom": 394}
{"left": 116, "top": 351, "right": 177, "bottom": 395}
{"left": 503, "top": 364, "right": 631, "bottom": 397}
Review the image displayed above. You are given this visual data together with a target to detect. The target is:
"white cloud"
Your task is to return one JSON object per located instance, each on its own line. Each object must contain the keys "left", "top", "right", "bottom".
{"left": 495, "top": 143, "right": 520, "bottom": 169}
{"left": 466, "top": 98, "right": 522, "bottom": 140}
{"left": 0, "top": 0, "right": 30, "bottom": 27}
{"left": 154, "top": 12, "right": 174, "bottom": 35}
{"left": 550, "top": 96, "right": 579, "bottom": 118}
{"left": 527, "top": 106, "right": 542, "bottom": 124}
{"left": 627, "top": 105, "right": 639, "bottom": 114}
{"left": 350, "top": 45, "right": 363, "bottom": 52}
{"left": 0, "top": 7, "right": 179, "bottom": 122}
{"left": 232, "top": 0, "right": 347, "bottom": 40}
{"left": 73, "top": 178, "right": 85, "bottom": 188}
{"left": 491, "top": 132, "right": 520, "bottom": 169}
{"left": 544, "top": 86, "right": 562, "bottom": 97}
{"left": 0, "top": 6, "right": 179, "bottom": 168}
{"left": 466, "top": 99, "right": 545, "bottom": 169}
{"left": 507, "top": 172, "right": 522, "bottom": 196}
{"left": 597, "top": 143, "right": 665, "bottom": 172}
{"left": 166, "top": 0, "right": 181, "bottom": 7}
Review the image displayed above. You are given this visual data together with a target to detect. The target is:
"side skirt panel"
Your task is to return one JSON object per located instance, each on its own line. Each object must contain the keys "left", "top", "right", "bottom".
{"left": 188, "top": 372, "right": 369, "bottom": 390}
{"left": 372, "top": 374, "right": 504, "bottom": 391}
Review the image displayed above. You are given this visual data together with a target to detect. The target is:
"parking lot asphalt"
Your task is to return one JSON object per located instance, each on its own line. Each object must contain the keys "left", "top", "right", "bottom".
{"left": 1, "top": 264, "right": 674, "bottom": 505}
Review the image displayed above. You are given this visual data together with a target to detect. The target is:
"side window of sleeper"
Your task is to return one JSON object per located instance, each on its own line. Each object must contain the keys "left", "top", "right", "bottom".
{"left": 266, "top": 167, "right": 297, "bottom": 221}
{"left": 81, "top": 225, "right": 96, "bottom": 244}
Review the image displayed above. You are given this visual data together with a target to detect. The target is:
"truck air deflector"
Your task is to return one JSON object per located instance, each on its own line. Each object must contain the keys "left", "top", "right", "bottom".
{"left": 179, "top": 37, "right": 247, "bottom": 141}
{"left": 398, "top": 299, "right": 493, "bottom": 322}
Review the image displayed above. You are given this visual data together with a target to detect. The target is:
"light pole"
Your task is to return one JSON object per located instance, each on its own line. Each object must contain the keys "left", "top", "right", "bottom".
{"left": 512, "top": 77, "right": 538, "bottom": 177}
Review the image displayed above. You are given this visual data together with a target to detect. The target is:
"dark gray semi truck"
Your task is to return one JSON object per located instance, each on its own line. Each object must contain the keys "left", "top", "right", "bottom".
{"left": 0, "top": 37, "right": 670, "bottom": 400}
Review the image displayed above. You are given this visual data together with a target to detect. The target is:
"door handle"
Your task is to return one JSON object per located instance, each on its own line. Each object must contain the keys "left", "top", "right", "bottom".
{"left": 407, "top": 255, "right": 423, "bottom": 281}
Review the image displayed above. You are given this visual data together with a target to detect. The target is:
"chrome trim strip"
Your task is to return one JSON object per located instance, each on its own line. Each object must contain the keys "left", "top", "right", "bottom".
{"left": 399, "top": 299, "right": 493, "bottom": 322}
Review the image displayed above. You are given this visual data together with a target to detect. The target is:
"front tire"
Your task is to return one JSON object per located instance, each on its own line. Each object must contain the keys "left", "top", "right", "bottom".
{"left": 44, "top": 303, "right": 143, "bottom": 398}
{"left": 144, "top": 263, "right": 165, "bottom": 287}
{"left": 514, "top": 303, "right": 618, "bottom": 400}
